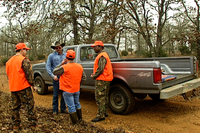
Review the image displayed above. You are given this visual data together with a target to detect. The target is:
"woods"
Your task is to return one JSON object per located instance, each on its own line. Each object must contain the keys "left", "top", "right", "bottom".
{"left": 0, "top": 0, "right": 199, "bottom": 61}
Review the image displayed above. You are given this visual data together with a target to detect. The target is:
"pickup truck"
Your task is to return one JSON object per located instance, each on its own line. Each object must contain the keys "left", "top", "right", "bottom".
{"left": 32, "top": 44, "right": 200, "bottom": 115}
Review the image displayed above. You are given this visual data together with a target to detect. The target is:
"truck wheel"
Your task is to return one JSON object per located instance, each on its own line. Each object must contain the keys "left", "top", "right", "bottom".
{"left": 109, "top": 84, "right": 135, "bottom": 115}
{"left": 148, "top": 94, "right": 165, "bottom": 101}
{"left": 35, "top": 76, "right": 48, "bottom": 95}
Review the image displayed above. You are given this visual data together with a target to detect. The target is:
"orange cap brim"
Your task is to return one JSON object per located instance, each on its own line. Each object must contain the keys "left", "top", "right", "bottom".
{"left": 25, "top": 47, "right": 31, "bottom": 50}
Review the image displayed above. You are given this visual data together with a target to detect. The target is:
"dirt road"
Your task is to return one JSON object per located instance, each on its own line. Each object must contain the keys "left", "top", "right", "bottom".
{"left": 1, "top": 65, "right": 200, "bottom": 133}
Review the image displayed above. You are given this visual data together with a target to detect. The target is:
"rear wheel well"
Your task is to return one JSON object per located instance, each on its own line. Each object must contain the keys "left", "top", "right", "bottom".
{"left": 111, "top": 78, "right": 134, "bottom": 95}
{"left": 111, "top": 78, "right": 129, "bottom": 88}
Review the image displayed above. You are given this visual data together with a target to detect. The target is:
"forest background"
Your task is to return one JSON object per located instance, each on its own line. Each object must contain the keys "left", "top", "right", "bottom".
{"left": 0, "top": 0, "right": 199, "bottom": 64}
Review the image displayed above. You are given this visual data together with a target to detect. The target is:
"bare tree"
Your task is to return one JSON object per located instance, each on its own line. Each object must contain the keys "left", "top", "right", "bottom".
{"left": 181, "top": 0, "right": 200, "bottom": 59}
{"left": 102, "top": 0, "right": 125, "bottom": 45}
{"left": 69, "top": 0, "right": 79, "bottom": 45}
{"left": 123, "top": 0, "right": 179, "bottom": 57}
{"left": 1, "top": 0, "right": 72, "bottom": 57}
{"left": 77, "top": 0, "right": 110, "bottom": 43}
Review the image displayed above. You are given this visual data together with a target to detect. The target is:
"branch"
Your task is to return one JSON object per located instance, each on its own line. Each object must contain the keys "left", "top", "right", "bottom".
{"left": 181, "top": 0, "right": 196, "bottom": 25}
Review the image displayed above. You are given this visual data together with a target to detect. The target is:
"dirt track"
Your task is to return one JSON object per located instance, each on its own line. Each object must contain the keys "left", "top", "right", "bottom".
{"left": 1, "top": 65, "right": 200, "bottom": 133}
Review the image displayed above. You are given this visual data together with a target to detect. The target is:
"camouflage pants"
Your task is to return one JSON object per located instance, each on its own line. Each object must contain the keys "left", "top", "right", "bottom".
{"left": 95, "top": 80, "right": 110, "bottom": 118}
{"left": 11, "top": 87, "right": 37, "bottom": 126}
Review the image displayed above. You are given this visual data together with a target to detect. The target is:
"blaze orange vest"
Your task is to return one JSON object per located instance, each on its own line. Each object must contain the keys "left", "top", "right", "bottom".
{"left": 59, "top": 63, "right": 83, "bottom": 93}
{"left": 93, "top": 52, "right": 113, "bottom": 81}
{"left": 6, "top": 55, "right": 31, "bottom": 92}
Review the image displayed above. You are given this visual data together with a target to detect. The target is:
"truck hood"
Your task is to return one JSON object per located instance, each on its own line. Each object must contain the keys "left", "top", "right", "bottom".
{"left": 32, "top": 62, "right": 46, "bottom": 69}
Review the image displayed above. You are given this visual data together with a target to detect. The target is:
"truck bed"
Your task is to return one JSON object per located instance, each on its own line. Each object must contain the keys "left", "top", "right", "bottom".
{"left": 162, "top": 74, "right": 195, "bottom": 89}
{"left": 112, "top": 56, "right": 198, "bottom": 92}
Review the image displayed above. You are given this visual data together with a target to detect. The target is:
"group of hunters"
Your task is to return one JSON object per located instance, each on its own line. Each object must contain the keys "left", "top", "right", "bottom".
{"left": 5, "top": 40, "right": 113, "bottom": 132}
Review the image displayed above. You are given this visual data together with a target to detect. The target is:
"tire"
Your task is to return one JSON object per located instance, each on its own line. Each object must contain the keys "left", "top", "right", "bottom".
{"left": 148, "top": 94, "right": 165, "bottom": 101}
{"left": 135, "top": 94, "right": 147, "bottom": 100}
{"left": 108, "top": 84, "right": 136, "bottom": 115}
{"left": 35, "top": 76, "right": 48, "bottom": 95}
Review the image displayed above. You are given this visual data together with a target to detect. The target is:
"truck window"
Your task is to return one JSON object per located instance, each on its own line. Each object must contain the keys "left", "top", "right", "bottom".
{"left": 63, "top": 47, "right": 75, "bottom": 53}
{"left": 80, "top": 47, "right": 94, "bottom": 61}
{"left": 104, "top": 46, "right": 118, "bottom": 58}
{"left": 63, "top": 47, "right": 76, "bottom": 60}
{"left": 80, "top": 46, "right": 118, "bottom": 61}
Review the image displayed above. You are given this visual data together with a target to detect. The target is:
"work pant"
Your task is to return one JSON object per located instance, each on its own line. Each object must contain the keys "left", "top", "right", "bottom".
{"left": 11, "top": 87, "right": 37, "bottom": 126}
{"left": 52, "top": 80, "right": 66, "bottom": 113}
{"left": 95, "top": 80, "right": 110, "bottom": 118}
{"left": 63, "top": 91, "right": 81, "bottom": 113}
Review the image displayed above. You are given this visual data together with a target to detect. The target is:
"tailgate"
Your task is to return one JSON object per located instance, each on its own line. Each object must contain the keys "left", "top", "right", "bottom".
{"left": 160, "top": 78, "right": 200, "bottom": 99}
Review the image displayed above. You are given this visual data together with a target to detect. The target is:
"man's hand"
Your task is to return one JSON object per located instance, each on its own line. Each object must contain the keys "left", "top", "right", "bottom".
{"left": 61, "top": 58, "right": 67, "bottom": 65}
{"left": 90, "top": 73, "right": 94, "bottom": 78}
{"left": 32, "top": 86, "right": 38, "bottom": 92}
{"left": 53, "top": 76, "right": 58, "bottom": 81}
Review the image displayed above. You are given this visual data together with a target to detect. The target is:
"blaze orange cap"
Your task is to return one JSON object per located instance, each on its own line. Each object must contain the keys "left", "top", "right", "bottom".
{"left": 15, "top": 43, "right": 30, "bottom": 50}
{"left": 66, "top": 50, "right": 75, "bottom": 59}
{"left": 91, "top": 41, "right": 104, "bottom": 47}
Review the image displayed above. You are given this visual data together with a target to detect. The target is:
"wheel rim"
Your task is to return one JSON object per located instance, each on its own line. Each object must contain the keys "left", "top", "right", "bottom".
{"left": 35, "top": 79, "right": 42, "bottom": 93}
{"left": 110, "top": 91, "right": 124, "bottom": 109}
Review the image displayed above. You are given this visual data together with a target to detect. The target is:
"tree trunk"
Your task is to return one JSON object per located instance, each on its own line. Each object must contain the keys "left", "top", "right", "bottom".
{"left": 116, "top": 31, "right": 122, "bottom": 51}
{"left": 125, "top": 30, "right": 127, "bottom": 51}
{"left": 70, "top": 0, "right": 79, "bottom": 45}
{"left": 137, "top": 34, "right": 141, "bottom": 57}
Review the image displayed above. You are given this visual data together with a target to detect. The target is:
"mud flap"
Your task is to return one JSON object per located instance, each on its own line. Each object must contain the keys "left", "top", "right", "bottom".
{"left": 182, "top": 89, "right": 200, "bottom": 100}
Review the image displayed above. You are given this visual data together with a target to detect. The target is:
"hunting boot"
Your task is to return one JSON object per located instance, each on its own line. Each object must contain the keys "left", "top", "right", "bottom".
{"left": 69, "top": 112, "right": 78, "bottom": 124}
{"left": 76, "top": 108, "right": 82, "bottom": 121}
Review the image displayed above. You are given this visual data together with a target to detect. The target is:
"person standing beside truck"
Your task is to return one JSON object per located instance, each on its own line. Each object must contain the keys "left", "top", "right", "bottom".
{"left": 6, "top": 43, "right": 38, "bottom": 132}
{"left": 53, "top": 50, "right": 86, "bottom": 124}
{"left": 46, "top": 41, "right": 67, "bottom": 115}
{"left": 90, "top": 41, "right": 113, "bottom": 122}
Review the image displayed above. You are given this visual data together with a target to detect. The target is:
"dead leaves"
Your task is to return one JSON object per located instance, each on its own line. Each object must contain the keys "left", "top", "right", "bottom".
{"left": 0, "top": 91, "right": 125, "bottom": 133}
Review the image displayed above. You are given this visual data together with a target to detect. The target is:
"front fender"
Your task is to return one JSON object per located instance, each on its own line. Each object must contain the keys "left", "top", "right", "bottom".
{"left": 33, "top": 71, "right": 44, "bottom": 79}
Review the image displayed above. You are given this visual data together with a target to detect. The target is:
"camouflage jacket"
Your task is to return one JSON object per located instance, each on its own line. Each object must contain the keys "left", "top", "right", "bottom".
{"left": 22, "top": 59, "right": 34, "bottom": 86}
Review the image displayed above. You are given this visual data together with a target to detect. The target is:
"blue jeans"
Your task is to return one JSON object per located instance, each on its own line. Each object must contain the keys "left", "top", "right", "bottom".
{"left": 53, "top": 80, "right": 66, "bottom": 113}
{"left": 63, "top": 91, "right": 81, "bottom": 113}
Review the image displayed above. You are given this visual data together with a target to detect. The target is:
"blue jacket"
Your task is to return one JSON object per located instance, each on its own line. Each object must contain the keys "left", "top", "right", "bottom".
{"left": 46, "top": 51, "right": 66, "bottom": 78}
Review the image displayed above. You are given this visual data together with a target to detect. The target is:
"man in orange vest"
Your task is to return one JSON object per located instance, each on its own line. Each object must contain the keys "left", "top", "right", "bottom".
{"left": 90, "top": 41, "right": 113, "bottom": 122}
{"left": 53, "top": 50, "right": 86, "bottom": 124}
{"left": 6, "top": 43, "right": 37, "bottom": 132}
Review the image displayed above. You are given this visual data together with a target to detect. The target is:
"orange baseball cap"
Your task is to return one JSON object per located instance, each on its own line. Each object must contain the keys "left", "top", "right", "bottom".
{"left": 91, "top": 41, "right": 104, "bottom": 47}
{"left": 66, "top": 49, "right": 75, "bottom": 59}
{"left": 15, "top": 43, "right": 30, "bottom": 50}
